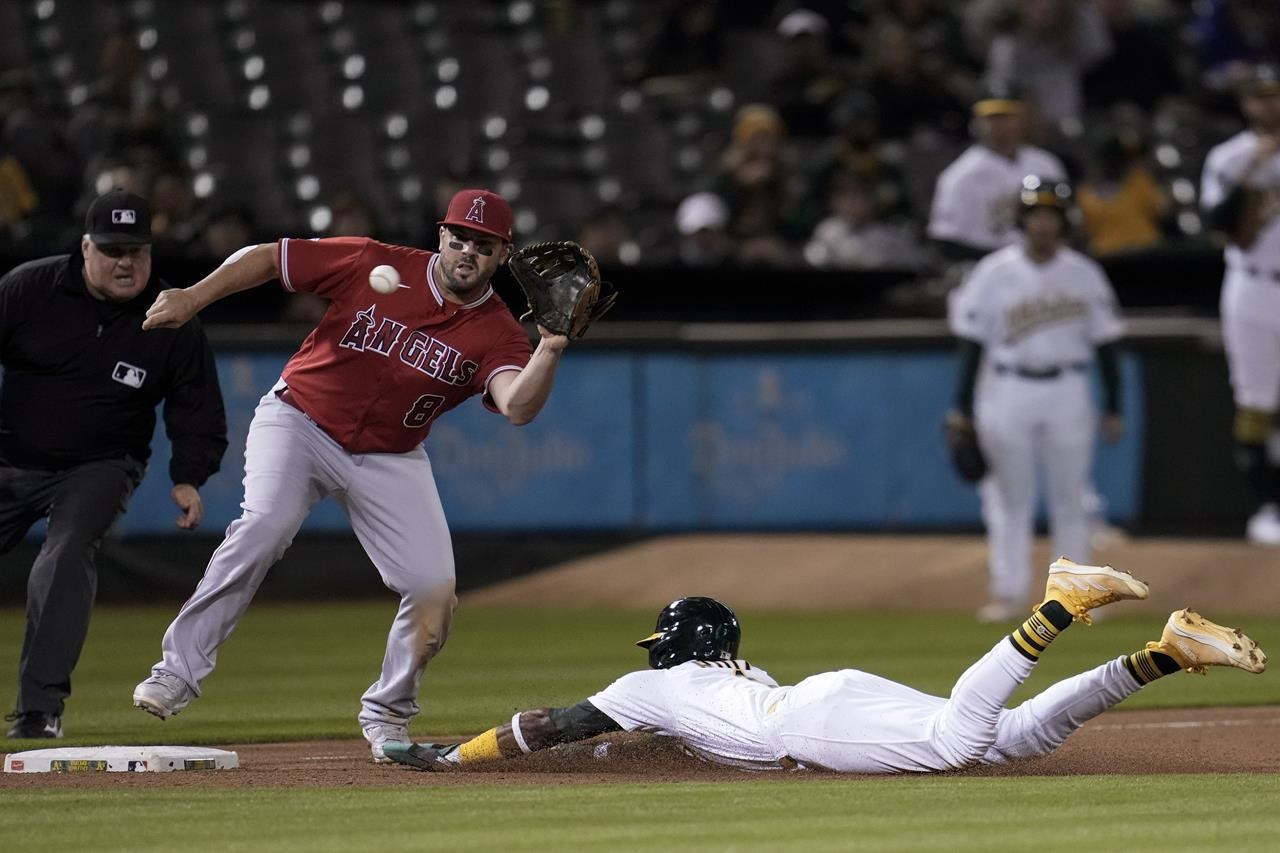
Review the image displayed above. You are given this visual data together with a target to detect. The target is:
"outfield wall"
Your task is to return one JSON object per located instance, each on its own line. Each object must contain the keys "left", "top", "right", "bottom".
{"left": 47, "top": 316, "right": 1247, "bottom": 537}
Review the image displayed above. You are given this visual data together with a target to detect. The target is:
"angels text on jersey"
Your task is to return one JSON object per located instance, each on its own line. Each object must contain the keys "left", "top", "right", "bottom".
{"left": 338, "top": 304, "right": 478, "bottom": 387}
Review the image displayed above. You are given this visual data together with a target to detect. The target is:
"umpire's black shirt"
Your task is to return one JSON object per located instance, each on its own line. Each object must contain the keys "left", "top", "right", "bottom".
{"left": 0, "top": 252, "right": 227, "bottom": 486}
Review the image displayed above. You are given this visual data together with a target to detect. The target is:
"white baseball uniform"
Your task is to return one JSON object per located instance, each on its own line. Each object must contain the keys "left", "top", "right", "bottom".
{"left": 1200, "top": 130, "right": 1280, "bottom": 412}
{"left": 928, "top": 144, "right": 1067, "bottom": 252}
{"left": 948, "top": 244, "right": 1125, "bottom": 604}
{"left": 587, "top": 645, "right": 1142, "bottom": 773}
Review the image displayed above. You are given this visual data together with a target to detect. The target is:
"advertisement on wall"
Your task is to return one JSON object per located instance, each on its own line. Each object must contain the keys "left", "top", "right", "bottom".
{"left": 108, "top": 350, "right": 1143, "bottom": 534}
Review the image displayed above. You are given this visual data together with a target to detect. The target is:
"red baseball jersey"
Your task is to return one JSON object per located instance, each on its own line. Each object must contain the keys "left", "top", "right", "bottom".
{"left": 276, "top": 237, "right": 532, "bottom": 453}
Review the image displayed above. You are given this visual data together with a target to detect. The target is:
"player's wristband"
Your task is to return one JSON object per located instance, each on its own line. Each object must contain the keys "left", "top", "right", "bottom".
{"left": 510, "top": 713, "right": 533, "bottom": 754}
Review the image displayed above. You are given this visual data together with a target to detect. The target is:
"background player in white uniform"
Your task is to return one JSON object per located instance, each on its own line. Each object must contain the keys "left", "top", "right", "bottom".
{"left": 928, "top": 80, "right": 1067, "bottom": 262}
{"left": 383, "top": 564, "right": 1265, "bottom": 775}
{"left": 1199, "top": 64, "right": 1280, "bottom": 544}
{"left": 948, "top": 177, "right": 1126, "bottom": 622}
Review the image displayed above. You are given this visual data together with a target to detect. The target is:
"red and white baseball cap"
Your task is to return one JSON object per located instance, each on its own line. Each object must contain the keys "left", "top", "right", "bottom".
{"left": 437, "top": 188, "right": 514, "bottom": 242}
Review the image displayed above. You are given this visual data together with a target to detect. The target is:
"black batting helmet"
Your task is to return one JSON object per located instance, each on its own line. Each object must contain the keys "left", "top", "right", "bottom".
{"left": 635, "top": 597, "right": 741, "bottom": 670}
{"left": 1240, "top": 62, "right": 1280, "bottom": 98}
{"left": 1017, "top": 174, "right": 1072, "bottom": 225}
{"left": 972, "top": 78, "right": 1023, "bottom": 118}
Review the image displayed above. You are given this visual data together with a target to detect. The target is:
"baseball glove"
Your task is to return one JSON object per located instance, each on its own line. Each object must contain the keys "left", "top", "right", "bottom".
{"left": 507, "top": 241, "right": 617, "bottom": 338}
{"left": 945, "top": 411, "right": 988, "bottom": 483}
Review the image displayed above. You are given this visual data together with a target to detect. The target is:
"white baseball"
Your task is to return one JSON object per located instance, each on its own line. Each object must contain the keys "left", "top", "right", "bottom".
{"left": 369, "top": 264, "right": 401, "bottom": 294}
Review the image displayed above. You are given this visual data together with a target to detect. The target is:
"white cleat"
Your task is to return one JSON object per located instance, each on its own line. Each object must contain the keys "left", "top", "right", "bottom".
{"left": 362, "top": 722, "right": 410, "bottom": 764}
{"left": 132, "top": 672, "right": 194, "bottom": 719}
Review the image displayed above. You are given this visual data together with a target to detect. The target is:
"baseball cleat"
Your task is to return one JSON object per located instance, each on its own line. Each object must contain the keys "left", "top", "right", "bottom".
{"left": 362, "top": 722, "right": 410, "bottom": 764}
{"left": 1040, "top": 557, "right": 1149, "bottom": 625}
{"left": 5, "top": 711, "right": 62, "bottom": 739}
{"left": 132, "top": 672, "right": 194, "bottom": 719}
{"left": 382, "top": 742, "right": 459, "bottom": 771}
{"left": 1146, "top": 609, "right": 1268, "bottom": 675}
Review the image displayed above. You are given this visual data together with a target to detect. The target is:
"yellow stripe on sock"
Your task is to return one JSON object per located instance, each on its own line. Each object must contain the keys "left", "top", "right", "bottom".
{"left": 457, "top": 728, "right": 502, "bottom": 763}
{"left": 1011, "top": 628, "right": 1043, "bottom": 659}
{"left": 1010, "top": 612, "right": 1062, "bottom": 660}
{"left": 1129, "top": 649, "right": 1164, "bottom": 684}
{"left": 1024, "top": 612, "right": 1061, "bottom": 646}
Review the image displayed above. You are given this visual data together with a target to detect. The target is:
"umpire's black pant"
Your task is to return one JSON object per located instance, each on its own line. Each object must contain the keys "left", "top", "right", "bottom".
{"left": 0, "top": 458, "right": 144, "bottom": 716}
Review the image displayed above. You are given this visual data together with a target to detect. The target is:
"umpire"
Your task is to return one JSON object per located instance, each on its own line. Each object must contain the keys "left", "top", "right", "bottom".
{"left": 1, "top": 188, "right": 227, "bottom": 738}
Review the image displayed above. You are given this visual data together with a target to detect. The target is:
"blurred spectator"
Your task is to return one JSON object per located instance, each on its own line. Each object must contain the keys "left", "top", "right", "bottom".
{"left": 804, "top": 171, "right": 924, "bottom": 270}
{"left": 734, "top": 197, "right": 794, "bottom": 267}
{"left": 328, "top": 190, "right": 381, "bottom": 238}
{"left": 985, "top": 0, "right": 1113, "bottom": 132}
{"left": 1192, "top": 0, "right": 1280, "bottom": 87}
{"left": 767, "top": 9, "right": 852, "bottom": 138}
{"left": 576, "top": 205, "right": 637, "bottom": 266}
{"left": 149, "top": 171, "right": 201, "bottom": 256}
{"left": 642, "top": 0, "right": 726, "bottom": 83}
{"left": 675, "top": 191, "right": 732, "bottom": 266}
{"left": 1083, "top": 0, "right": 1184, "bottom": 114}
{"left": 66, "top": 32, "right": 162, "bottom": 167}
{"left": 1075, "top": 132, "right": 1172, "bottom": 256}
{"left": 0, "top": 68, "right": 78, "bottom": 242}
{"left": 199, "top": 206, "right": 256, "bottom": 260}
{"left": 879, "top": 0, "right": 973, "bottom": 79}
{"left": 0, "top": 147, "right": 37, "bottom": 243}
{"left": 713, "top": 104, "right": 798, "bottom": 242}
{"left": 807, "top": 93, "right": 912, "bottom": 225}
{"left": 864, "top": 18, "right": 967, "bottom": 142}
{"left": 927, "top": 80, "right": 1068, "bottom": 260}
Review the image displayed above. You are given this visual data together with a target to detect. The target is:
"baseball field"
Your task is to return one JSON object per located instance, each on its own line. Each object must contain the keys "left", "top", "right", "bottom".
{"left": 1, "top": 534, "right": 1277, "bottom": 851}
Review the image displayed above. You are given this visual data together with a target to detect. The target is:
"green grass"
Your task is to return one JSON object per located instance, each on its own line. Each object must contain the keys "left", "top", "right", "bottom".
{"left": 1, "top": 776, "right": 1278, "bottom": 852}
{"left": 2, "top": 603, "right": 1278, "bottom": 851}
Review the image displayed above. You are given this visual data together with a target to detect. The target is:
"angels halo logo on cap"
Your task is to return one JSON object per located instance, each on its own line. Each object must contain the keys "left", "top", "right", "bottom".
{"left": 438, "top": 188, "right": 513, "bottom": 242}
{"left": 86, "top": 188, "right": 152, "bottom": 245}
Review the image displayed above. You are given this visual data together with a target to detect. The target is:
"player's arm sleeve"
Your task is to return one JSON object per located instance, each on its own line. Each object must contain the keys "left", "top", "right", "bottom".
{"left": 952, "top": 338, "right": 983, "bottom": 416}
{"left": 925, "top": 169, "right": 966, "bottom": 243}
{"left": 1206, "top": 182, "right": 1251, "bottom": 237}
{"left": 546, "top": 701, "right": 623, "bottom": 742}
{"left": 162, "top": 317, "right": 229, "bottom": 487}
{"left": 276, "top": 236, "right": 370, "bottom": 298}
{"left": 1095, "top": 341, "right": 1122, "bottom": 416}
{"left": 1085, "top": 263, "right": 1126, "bottom": 345}
{"left": 946, "top": 259, "right": 992, "bottom": 342}
{"left": 932, "top": 238, "right": 989, "bottom": 261}
{"left": 1200, "top": 149, "right": 1251, "bottom": 236}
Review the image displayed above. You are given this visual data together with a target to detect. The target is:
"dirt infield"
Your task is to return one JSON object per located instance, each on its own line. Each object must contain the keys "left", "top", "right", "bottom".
{"left": 3, "top": 534, "right": 1276, "bottom": 789}
{"left": 3, "top": 704, "right": 1277, "bottom": 788}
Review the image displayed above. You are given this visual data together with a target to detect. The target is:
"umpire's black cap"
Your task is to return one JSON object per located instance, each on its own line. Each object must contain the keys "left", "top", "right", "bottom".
{"left": 85, "top": 188, "right": 152, "bottom": 245}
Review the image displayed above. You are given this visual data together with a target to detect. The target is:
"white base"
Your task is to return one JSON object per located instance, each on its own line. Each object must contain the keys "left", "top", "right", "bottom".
{"left": 4, "top": 745, "right": 238, "bottom": 773}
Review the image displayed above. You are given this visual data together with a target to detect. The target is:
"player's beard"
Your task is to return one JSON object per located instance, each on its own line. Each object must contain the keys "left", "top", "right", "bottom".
{"left": 438, "top": 256, "right": 487, "bottom": 302}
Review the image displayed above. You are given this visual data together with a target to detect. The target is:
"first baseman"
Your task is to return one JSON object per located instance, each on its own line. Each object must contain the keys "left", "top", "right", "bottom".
{"left": 132, "top": 189, "right": 570, "bottom": 762}
{"left": 385, "top": 562, "right": 1265, "bottom": 774}
{"left": 1200, "top": 63, "right": 1280, "bottom": 544}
